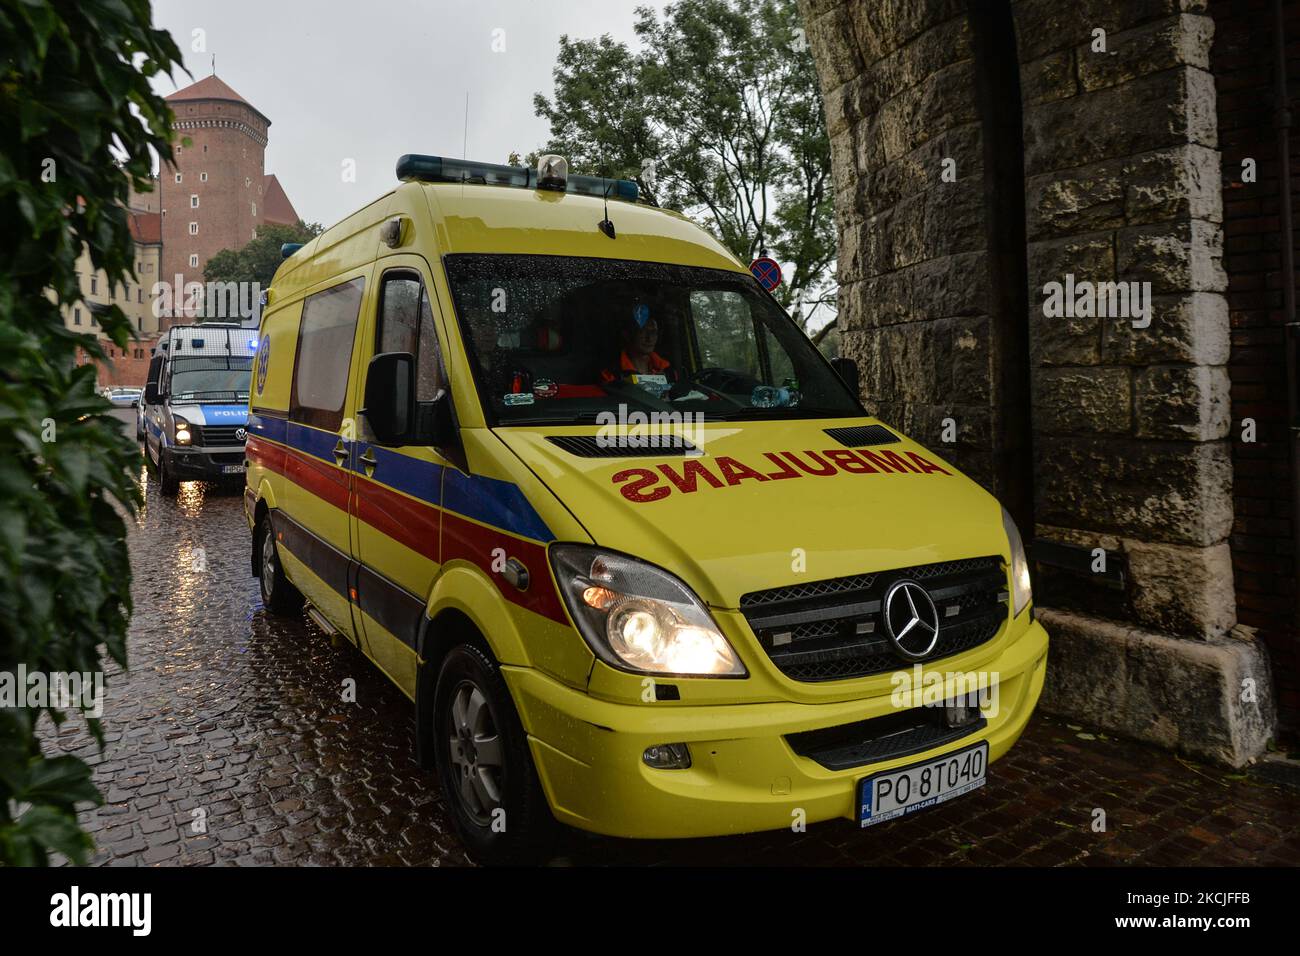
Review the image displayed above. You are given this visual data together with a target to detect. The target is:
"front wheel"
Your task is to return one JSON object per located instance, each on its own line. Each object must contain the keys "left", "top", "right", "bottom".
{"left": 158, "top": 449, "right": 179, "bottom": 497}
{"left": 257, "top": 515, "right": 302, "bottom": 615}
{"left": 432, "top": 643, "right": 555, "bottom": 865}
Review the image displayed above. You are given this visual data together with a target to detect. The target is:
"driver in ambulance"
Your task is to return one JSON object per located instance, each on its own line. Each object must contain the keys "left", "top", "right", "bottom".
{"left": 599, "top": 303, "right": 680, "bottom": 397}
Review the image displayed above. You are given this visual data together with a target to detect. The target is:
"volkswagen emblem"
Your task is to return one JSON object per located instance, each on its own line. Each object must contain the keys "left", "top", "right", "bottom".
{"left": 883, "top": 579, "right": 940, "bottom": 660}
{"left": 235, "top": 427, "right": 247, "bottom": 441}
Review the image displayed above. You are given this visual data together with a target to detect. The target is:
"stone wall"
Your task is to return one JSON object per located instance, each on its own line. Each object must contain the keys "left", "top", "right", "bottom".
{"left": 801, "top": 0, "right": 1278, "bottom": 764}
{"left": 806, "top": 0, "right": 1003, "bottom": 490}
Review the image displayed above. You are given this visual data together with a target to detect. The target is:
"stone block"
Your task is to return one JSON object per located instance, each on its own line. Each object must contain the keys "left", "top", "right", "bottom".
{"left": 1022, "top": 67, "right": 1217, "bottom": 176}
{"left": 1039, "top": 609, "right": 1273, "bottom": 767}
{"left": 1133, "top": 364, "right": 1231, "bottom": 440}
{"left": 1033, "top": 366, "right": 1132, "bottom": 434}
{"left": 1116, "top": 219, "right": 1226, "bottom": 293}
{"left": 1014, "top": 0, "right": 1204, "bottom": 62}
{"left": 1125, "top": 538, "right": 1236, "bottom": 637}
{"left": 1076, "top": 14, "right": 1214, "bottom": 92}
{"left": 1099, "top": 292, "right": 1230, "bottom": 365}
{"left": 1034, "top": 437, "right": 1233, "bottom": 546}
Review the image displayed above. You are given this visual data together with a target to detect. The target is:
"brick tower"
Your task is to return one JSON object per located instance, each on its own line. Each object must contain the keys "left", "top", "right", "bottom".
{"left": 159, "top": 74, "right": 299, "bottom": 326}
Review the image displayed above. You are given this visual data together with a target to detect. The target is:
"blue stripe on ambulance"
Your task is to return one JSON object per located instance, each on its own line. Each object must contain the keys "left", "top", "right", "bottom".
{"left": 248, "top": 412, "right": 553, "bottom": 542}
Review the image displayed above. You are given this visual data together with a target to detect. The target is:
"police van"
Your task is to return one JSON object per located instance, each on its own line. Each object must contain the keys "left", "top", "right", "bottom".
{"left": 246, "top": 153, "right": 1049, "bottom": 863}
{"left": 142, "top": 323, "right": 258, "bottom": 495}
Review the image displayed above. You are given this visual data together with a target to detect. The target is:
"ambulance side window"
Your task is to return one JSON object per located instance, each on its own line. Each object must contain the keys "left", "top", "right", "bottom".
{"left": 377, "top": 272, "right": 444, "bottom": 402}
{"left": 290, "top": 277, "right": 365, "bottom": 431}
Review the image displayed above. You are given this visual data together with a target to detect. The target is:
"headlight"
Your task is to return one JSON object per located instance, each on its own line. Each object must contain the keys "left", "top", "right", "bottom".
{"left": 173, "top": 415, "right": 192, "bottom": 445}
{"left": 1001, "top": 506, "right": 1032, "bottom": 618}
{"left": 549, "top": 545, "right": 746, "bottom": 677}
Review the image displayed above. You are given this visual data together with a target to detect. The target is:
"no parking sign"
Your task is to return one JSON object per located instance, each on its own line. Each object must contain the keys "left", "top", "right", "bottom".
{"left": 750, "top": 256, "right": 782, "bottom": 291}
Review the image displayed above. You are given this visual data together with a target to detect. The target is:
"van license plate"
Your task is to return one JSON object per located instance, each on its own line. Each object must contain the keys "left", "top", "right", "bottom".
{"left": 858, "top": 741, "right": 987, "bottom": 827}
{"left": 222, "top": 464, "right": 245, "bottom": 474}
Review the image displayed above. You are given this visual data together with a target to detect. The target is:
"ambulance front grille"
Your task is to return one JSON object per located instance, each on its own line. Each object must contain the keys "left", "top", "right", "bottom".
{"left": 739, "top": 556, "right": 1007, "bottom": 682}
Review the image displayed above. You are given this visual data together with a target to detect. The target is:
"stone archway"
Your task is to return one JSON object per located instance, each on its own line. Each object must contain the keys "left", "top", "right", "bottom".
{"left": 800, "top": 0, "right": 1276, "bottom": 764}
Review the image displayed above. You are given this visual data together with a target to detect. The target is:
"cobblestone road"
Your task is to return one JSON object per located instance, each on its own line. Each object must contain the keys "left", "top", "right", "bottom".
{"left": 40, "top": 412, "right": 1300, "bottom": 866}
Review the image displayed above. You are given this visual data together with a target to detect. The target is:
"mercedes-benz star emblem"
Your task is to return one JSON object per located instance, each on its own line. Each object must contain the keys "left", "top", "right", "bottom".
{"left": 883, "top": 579, "right": 941, "bottom": 660}
{"left": 235, "top": 427, "right": 247, "bottom": 441}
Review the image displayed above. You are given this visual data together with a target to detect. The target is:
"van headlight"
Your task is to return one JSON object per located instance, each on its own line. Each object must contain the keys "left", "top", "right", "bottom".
{"left": 172, "top": 415, "right": 193, "bottom": 446}
{"left": 550, "top": 545, "right": 746, "bottom": 677}
{"left": 1001, "top": 506, "right": 1032, "bottom": 618}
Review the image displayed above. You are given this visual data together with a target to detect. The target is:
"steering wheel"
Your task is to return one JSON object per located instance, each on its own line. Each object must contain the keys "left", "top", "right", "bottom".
{"left": 692, "top": 366, "right": 761, "bottom": 396}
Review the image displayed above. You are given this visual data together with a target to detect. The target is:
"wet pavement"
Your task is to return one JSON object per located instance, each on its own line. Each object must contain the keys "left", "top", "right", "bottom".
{"left": 38, "top": 411, "right": 1300, "bottom": 866}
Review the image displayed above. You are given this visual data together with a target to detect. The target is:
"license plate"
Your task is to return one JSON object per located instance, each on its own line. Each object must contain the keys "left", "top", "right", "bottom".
{"left": 222, "top": 464, "right": 246, "bottom": 474}
{"left": 858, "top": 741, "right": 987, "bottom": 827}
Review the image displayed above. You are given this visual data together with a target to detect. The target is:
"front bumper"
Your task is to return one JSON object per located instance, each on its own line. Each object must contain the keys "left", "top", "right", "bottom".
{"left": 505, "top": 617, "right": 1048, "bottom": 839}
{"left": 163, "top": 445, "right": 247, "bottom": 481}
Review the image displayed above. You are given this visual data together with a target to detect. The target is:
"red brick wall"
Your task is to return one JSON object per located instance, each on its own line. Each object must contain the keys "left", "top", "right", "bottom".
{"left": 159, "top": 97, "right": 270, "bottom": 325}
{"left": 76, "top": 339, "right": 153, "bottom": 388}
{"left": 1211, "top": 0, "right": 1299, "bottom": 733}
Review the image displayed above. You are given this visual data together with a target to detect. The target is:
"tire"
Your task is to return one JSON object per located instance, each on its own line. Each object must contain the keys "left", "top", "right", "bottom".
{"left": 433, "top": 642, "right": 556, "bottom": 865}
{"left": 257, "top": 515, "right": 303, "bottom": 616}
{"left": 158, "top": 451, "right": 179, "bottom": 497}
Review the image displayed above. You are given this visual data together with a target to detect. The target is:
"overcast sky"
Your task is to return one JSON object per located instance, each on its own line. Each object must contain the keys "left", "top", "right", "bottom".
{"left": 148, "top": 0, "right": 665, "bottom": 226}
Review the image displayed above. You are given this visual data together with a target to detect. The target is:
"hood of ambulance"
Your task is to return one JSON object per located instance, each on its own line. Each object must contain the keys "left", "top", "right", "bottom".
{"left": 494, "top": 420, "right": 1009, "bottom": 609}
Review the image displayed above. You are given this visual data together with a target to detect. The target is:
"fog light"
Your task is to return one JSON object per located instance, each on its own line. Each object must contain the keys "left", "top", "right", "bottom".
{"left": 642, "top": 743, "right": 691, "bottom": 770}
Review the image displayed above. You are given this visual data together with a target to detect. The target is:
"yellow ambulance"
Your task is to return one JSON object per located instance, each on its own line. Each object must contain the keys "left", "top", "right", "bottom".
{"left": 245, "top": 153, "right": 1048, "bottom": 863}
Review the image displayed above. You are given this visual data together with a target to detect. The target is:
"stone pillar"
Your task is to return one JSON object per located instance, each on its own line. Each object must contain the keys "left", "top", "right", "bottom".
{"left": 1014, "top": 2, "right": 1273, "bottom": 764}
{"left": 802, "top": 0, "right": 1003, "bottom": 490}
{"left": 801, "top": 0, "right": 1277, "bottom": 765}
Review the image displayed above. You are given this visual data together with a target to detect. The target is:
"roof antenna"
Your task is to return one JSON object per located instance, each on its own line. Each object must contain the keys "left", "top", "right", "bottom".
{"left": 597, "top": 158, "right": 616, "bottom": 239}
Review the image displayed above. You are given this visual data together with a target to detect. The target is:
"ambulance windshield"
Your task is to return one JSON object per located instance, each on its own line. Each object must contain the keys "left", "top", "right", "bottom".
{"left": 443, "top": 254, "right": 861, "bottom": 425}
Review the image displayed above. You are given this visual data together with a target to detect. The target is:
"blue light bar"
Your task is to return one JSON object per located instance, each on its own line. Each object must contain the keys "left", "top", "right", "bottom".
{"left": 395, "top": 154, "right": 639, "bottom": 203}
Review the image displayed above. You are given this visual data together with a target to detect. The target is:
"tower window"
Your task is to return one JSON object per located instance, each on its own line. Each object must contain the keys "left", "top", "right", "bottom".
{"left": 200, "top": 172, "right": 208, "bottom": 182}
{"left": 175, "top": 173, "right": 182, "bottom": 183}
{"left": 188, "top": 222, "right": 198, "bottom": 236}
{"left": 189, "top": 254, "right": 199, "bottom": 268}
{"left": 191, "top": 194, "right": 199, "bottom": 208}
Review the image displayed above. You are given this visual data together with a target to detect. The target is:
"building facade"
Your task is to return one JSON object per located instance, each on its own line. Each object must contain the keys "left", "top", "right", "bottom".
{"left": 65, "top": 205, "right": 162, "bottom": 388}
{"left": 799, "top": 0, "right": 1295, "bottom": 762}
{"left": 65, "top": 74, "right": 301, "bottom": 385}
{"left": 157, "top": 74, "right": 299, "bottom": 323}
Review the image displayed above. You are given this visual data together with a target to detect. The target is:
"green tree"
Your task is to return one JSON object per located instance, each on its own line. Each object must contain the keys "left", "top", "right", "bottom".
{"left": 532, "top": 0, "right": 836, "bottom": 338}
{"left": 0, "top": 0, "right": 183, "bottom": 865}
{"left": 204, "top": 220, "right": 324, "bottom": 289}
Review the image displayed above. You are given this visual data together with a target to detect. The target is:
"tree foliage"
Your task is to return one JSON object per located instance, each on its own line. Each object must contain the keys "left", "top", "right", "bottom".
{"left": 0, "top": 0, "right": 182, "bottom": 865}
{"left": 532, "top": 0, "right": 835, "bottom": 334}
{"left": 204, "top": 220, "right": 324, "bottom": 289}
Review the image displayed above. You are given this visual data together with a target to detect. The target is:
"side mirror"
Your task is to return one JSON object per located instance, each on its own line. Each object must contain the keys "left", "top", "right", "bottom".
{"left": 362, "top": 352, "right": 457, "bottom": 448}
{"left": 362, "top": 352, "right": 414, "bottom": 445}
{"left": 144, "top": 356, "right": 164, "bottom": 405}
{"left": 831, "top": 356, "right": 860, "bottom": 397}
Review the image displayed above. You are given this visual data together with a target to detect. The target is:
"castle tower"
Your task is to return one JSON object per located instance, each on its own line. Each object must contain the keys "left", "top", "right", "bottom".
{"left": 160, "top": 75, "right": 299, "bottom": 325}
